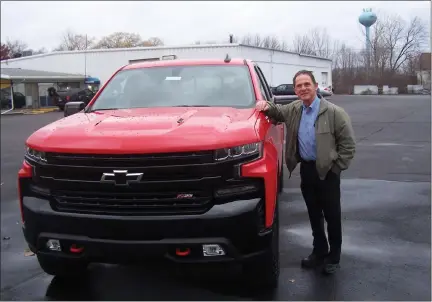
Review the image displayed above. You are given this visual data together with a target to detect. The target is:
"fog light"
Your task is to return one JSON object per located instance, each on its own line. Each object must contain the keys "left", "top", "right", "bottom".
{"left": 46, "top": 239, "right": 61, "bottom": 251}
{"left": 202, "top": 244, "right": 225, "bottom": 256}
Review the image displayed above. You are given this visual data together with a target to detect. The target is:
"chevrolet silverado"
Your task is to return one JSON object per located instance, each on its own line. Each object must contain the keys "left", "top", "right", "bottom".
{"left": 18, "top": 57, "right": 286, "bottom": 288}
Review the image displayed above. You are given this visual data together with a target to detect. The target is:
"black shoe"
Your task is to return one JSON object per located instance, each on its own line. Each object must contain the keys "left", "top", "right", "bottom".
{"left": 322, "top": 260, "right": 340, "bottom": 275}
{"left": 301, "top": 252, "right": 327, "bottom": 268}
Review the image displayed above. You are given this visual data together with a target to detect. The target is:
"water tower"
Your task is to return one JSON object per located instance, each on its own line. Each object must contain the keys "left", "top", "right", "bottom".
{"left": 359, "top": 8, "right": 377, "bottom": 59}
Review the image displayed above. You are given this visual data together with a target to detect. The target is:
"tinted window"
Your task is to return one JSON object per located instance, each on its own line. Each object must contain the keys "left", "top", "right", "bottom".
{"left": 255, "top": 77, "right": 268, "bottom": 101}
{"left": 254, "top": 66, "right": 272, "bottom": 100}
{"left": 276, "top": 85, "right": 287, "bottom": 91}
{"left": 90, "top": 65, "right": 255, "bottom": 110}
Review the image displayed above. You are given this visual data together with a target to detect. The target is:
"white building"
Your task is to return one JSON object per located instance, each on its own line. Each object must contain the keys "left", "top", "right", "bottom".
{"left": 1, "top": 68, "right": 89, "bottom": 110}
{"left": 1, "top": 43, "right": 332, "bottom": 90}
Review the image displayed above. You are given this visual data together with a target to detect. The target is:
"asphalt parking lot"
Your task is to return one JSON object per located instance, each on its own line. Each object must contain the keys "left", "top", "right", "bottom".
{"left": 1, "top": 95, "right": 431, "bottom": 301}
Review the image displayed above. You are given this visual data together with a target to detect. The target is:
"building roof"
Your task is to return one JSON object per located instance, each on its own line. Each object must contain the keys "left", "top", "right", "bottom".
{"left": 1, "top": 68, "right": 84, "bottom": 78}
{"left": 0, "top": 68, "right": 85, "bottom": 82}
{"left": 0, "top": 43, "right": 332, "bottom": 63}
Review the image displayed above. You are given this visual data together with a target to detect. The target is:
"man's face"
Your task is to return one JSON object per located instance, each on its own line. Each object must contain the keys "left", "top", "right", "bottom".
{"left": 294, "top": 74, "right": 318, "bottom": 104}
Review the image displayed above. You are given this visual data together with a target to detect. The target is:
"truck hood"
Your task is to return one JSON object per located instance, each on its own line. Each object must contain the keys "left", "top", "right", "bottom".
{"left": 27, "top": 107, "right": 261, "bottom": 154}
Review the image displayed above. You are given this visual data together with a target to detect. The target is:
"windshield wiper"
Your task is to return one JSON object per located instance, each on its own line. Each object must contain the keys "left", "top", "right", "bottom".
{"left": 88, "top": 106, "right": 211, "bottom": 112}
{"left": 89, "top": 108, "right": 120, "bottom": 112}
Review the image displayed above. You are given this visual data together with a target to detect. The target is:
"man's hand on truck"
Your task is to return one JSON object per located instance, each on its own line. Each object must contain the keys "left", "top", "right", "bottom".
{"left": 255, "top": 100, "right": 270, "bottom": 111}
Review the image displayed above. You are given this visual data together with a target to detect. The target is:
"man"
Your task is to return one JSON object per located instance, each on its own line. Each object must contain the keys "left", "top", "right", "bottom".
{"left": 256, "top": 70, "right": 356, "bottom": 275}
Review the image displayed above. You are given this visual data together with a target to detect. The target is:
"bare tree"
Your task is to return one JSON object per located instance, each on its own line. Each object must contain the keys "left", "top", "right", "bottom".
{"left": 310, "top": 28, "right": 333, "bottom": 58}
{"left": 94, "top": 32, "right": 143, "bottom": 49}
{"left": 234, "top": 33, "right": 288, "bottom": 50}
{"left": 369, "top": 20, "right": 388, "bottom": 72}
{"left": 1, "top": 40, "right": 46, "bottom": 59}
{"left": 253, "top": 34, "right": 262, "bottom": 47}
{"left": 401, "top": 52, "right": 421, "bottom": 76}
{"left": 262, "top": 35, "right": 282, "bottom": 50}
{"left": 364, "top": 14, "right": 428, "bottom": 75}
{"left": 5, "top": 39, "right": 28, "bottom": 57}
{"left": 331, "top": 42, "right": 365, "bottom": 93}
{"left": 0, "top": 43, "right": 11, "bottom": 60}
{"left": 329, "top": 39, "right": 344, "bottom": 68}
{"left": 328, "top": 12, "right": 429, "bottom": 92}
{"left": 55, "top": 30, "right": 95, "bottom": 51}
{"left": 387, "top": 16, "right": 428, "bottom": 73}
{"left": 291, "top": 28, "right": 333, "bottom": 58}
{"left": 142, "top": 37, "right": 164, "bottom": 47}
{"left": 93, "top": 33, "right": 164, "bottom": 49}
{"left": 292, "top": 34, "right": 314, "bottom": 55}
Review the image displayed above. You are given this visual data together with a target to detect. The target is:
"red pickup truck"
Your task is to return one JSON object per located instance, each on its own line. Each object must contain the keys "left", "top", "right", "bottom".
{"left": 18, "top": 57, "right": 286, "bottom": 288}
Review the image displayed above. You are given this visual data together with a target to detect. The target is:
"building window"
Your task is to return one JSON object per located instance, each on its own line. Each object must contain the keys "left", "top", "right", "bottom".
{"left": 57, "top": 82, "right": 80, "bottom": 90}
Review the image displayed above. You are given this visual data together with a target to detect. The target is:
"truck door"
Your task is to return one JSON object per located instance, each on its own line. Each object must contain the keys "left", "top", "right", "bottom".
{"left": 253, "top": 65, "right": 284, "bottom": 168}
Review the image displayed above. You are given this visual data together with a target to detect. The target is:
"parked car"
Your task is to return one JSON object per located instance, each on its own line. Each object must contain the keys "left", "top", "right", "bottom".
{"left": 1, "top": 90, "right": 26, "bottom": 109}
{"left": 272, "top": 83, "right": 333, "bottom": 99}
{"left": 19, "top": 57, "right": 285, "bottom": 289}
{"left": 50, "top": 88, "right": 95, "bottom": 110}
{"left": 270, "top": 84, "right": 298, "bottom": 101}
{"left": 317, "top": 85, "right": 333, "bottom": 97}
{"left": 271, "top": 84, "right": 295, "bottom": 96}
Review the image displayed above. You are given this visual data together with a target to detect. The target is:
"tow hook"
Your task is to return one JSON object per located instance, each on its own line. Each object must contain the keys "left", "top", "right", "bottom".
{"left": 175, "top": 247, "right": 191, "bottom": 256}
{"left": 69, "top": 244, "right": 84, "bottom": 254}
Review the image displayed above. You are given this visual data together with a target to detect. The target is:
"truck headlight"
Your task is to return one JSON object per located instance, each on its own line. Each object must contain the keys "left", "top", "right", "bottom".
{"left": 214, "top": 142, "right": 262, "bottom": 162}
{"left": 25, "top": 147, "right": 47, "bottom": 163}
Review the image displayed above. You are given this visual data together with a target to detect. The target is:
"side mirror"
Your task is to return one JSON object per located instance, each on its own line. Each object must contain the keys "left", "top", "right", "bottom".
{"left": 64, "top": 101, "right": 86, "bottom": 117}
{"left": 274, "top": 95, "right": 297, "bottom": 105}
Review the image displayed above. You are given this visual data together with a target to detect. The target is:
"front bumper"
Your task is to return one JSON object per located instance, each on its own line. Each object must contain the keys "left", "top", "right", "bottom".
{"left": 22, "top": 196, "right": 271, "bottom": 264}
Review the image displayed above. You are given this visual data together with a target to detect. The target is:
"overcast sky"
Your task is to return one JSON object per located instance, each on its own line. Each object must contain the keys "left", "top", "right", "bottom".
{"left": 1, "top": 1, "right": 430, "bottom": 52}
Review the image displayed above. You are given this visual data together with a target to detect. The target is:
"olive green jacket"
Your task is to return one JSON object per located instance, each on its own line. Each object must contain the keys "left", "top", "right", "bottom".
{"left": 265, "top": 97, "right": 356, "bottom": 180}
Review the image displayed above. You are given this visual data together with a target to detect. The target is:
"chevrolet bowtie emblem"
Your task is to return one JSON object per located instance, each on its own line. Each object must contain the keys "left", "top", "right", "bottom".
{"left": 100, "top": 170, "right": 143, "bottom": 186}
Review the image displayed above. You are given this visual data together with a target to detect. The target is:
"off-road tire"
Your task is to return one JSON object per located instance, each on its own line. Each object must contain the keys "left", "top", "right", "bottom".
{"left": 37, "top": 254, "right": 88, "bottom": 278}
{"left": 243, "top": 201, "right": 280, "bottom": 290}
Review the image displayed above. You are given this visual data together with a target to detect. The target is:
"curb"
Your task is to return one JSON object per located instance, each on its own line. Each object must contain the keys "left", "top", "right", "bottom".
{"left": 2, "top": 107, "right": 59, "bottom": 116}
{"left": 23, "top": 108, "right": 59, "bottom": 115}
{"left": 1, "top": 111, "right": 24, "bottom": 116}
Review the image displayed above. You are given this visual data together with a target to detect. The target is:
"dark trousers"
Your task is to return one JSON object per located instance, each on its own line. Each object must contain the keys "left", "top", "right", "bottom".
{"left": 300, "top": 161, "right": 342, "bottom": 263}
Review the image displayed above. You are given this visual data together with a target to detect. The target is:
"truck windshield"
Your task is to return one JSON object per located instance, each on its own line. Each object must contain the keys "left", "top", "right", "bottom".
{"left": 89, "top": 65, "right": 256, "bottom": 110}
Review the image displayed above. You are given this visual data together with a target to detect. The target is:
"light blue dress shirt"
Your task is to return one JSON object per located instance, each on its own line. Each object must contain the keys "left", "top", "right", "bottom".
{"left": 298, "top": 96, "right": 320, "bottom": 161}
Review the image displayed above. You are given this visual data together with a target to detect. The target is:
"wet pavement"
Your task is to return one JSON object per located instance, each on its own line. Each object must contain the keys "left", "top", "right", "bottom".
{"left": 1, "top": 95, "right": 431, "bottom": 301}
